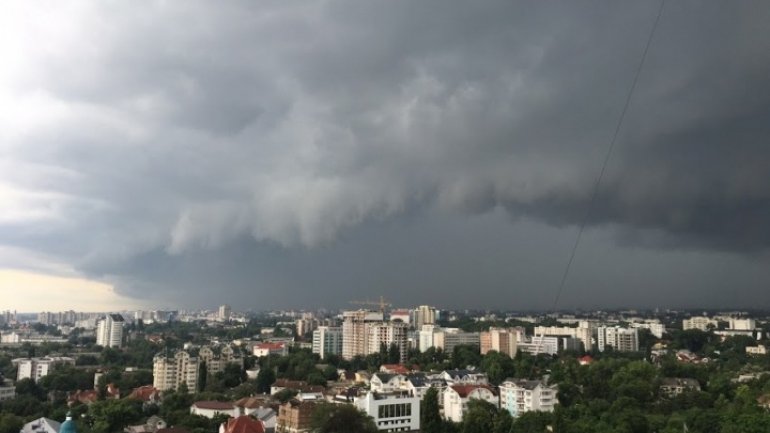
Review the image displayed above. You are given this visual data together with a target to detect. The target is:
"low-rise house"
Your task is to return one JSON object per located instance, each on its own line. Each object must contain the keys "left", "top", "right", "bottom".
{"left": 746, "top": 345, "right": 768, "bottom": 356}
{"left": 253, "top": 342, "right": 288, "bottom": 357}
{"left": 379, "top": 364, "right": 410, "bottom": 375}
{"left": 499, "top": 379, "right": 558, "bottom": 418}
{"left": 355, "top": 391, "right": 420, "bottom": 432}
{"left": 0, "top": 379, "right": 16, "bottom": 401}
{"left": 659, "top": 378, "right": 701, "bottom": 397}
{"left": 125, "top": 416, "right": 167, "bottom": 433}
{"left": 128, "top": 385, "right": 162, "bottom": 405}
{"left": 440, "top": 369, "right": 488, "bottom": 386}
{"left": 20, "top": 417, "right": 60, "bottom": 433}
{"left": 270, "top": 379, "right": 324, "bottom": 396}
{"left": 190, "top": 401, "right": 240, "bottom": 418}
{"left": 403, "top": 374, "right": 446, "bottom": 400}
{"left": 370, "top": 373, "right": 407, "bottom": 393}
{"left": 277, "top": 400, "right": 317, "bottom": 433}
{"left": 442, "top": 385, "right": 499, "bottom": 422}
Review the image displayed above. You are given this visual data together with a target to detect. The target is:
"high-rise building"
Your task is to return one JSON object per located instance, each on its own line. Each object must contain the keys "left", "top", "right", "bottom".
{"left": 596, "top": 326, "right": 639, "bottom": 352}
{"left": 312, "top": 326, "right": 343, "bottom": 359}
{"left": 682, "top": 316, "right": 717, "bottom": 331}
{"left": 198, "top": 344, "right": 243, "bottom": 375}
{"left": 218, "top": 305, "right": 231, "bottom": 322}
{"left": 413, "top": 305, "right": 437, "bottom": 330}
{"left": 342, "top": 310, "right": 383, "bottom": 360}
{"left": 153, "top": 350, "right": 200, "bottom": 391}
{"left": 729, "top": 318, "right": 756, "bottom": 331}
{"left": 96, "top": 314, "right": 125, "bottom": 348}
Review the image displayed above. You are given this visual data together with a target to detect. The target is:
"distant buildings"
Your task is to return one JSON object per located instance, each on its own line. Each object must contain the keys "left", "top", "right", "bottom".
{"left": 499, "top": 379, "right": 558, "bottom": 418}
{"left": 96, "top": 314, "right": 125, "bottom": 348}
{"left": 729, "top": 318, "right": 756, "bottom": 331}
{"left": 682, "top": 316, "right": 717, "bottom": 331}
{"left": 199, "top": 344, "right": 244, "bottom": 374}
{"left": 413, "top": 305, "right": 437, "bottom": 329}
{"left": 277, "top": 399, "right": 316, "bottom": 433}
{"left": 312, "top": 326, "right": 343, "bottom": 359}
{"left": 218, "top": 305, "right": 232, "bottom": 322}
{"left": 659, "top": 378, "right": 701, "bottom": 397}
{"left": 253, "top": 342, "right": 289, "bottom": 357}
{"left": 367, "top": 322, "right": 409, "bottom": 364}
{"left": 480, "top": 327, "right": 521, "bottom": 358}
{"left": 13, "top": 357, "right": 75, "bottom": 382}
{"left": 596, "top": 326, "right": 639, "bottom": 352}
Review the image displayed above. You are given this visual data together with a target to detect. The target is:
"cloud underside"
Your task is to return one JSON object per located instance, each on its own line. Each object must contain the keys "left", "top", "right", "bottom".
{"left": 1, "top": 1, "right": 770, "bottom": 308}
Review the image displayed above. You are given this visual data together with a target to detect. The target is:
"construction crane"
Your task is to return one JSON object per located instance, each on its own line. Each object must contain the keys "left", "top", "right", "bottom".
{"left": 350, "top": 296, "right": 392, "bottom": 315}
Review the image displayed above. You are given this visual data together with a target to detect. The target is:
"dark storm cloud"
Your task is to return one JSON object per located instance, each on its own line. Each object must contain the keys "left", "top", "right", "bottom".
{"left": 2, "top": 0, "right": 770, "bottom": 308}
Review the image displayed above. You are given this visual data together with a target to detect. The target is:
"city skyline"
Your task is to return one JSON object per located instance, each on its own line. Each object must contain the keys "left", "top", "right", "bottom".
{"left": 2, "top": 2, "right": 770, "bottom": 311}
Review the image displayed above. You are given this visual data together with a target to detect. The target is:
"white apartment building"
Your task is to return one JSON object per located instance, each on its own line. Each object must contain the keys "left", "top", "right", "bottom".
{"left": 342, "top": 310, "right": 384, "bottom": 360}
{"left": 312, "top": 326, "right": 343, "bottom": 359}
{"left": 683, "top": 316, "right": 717, "bottom": 331}
{"left": 153, "top": 350, "right": 200, "bottom": 391}
{"left": 96, "top": 314, "right": 125, "bottom": 348}
{"left": 419, "top": 326, "right": 479, "bottom": 353}
{"left": 597, "top": 326, "right": 639, "bottom": 352}
{"left": 442, "top": 385, "right": 499, "bottom": 422}
{"left": 355, "top": 391, "right": 420, "bottom": 432}
{"left": 630, "top": 321, "right": 665, "bottom": 339}
{"left": 746, "top": 345, "right": 768, "bottom": 356}
{"left": 729, "top": 318, "right": 756, "bottom": 331}
{"left": 13, "top": 357, "right": 75, "bottom": 382}
{"left": 499, "top": 379, "right": 558, "bottom": 418}
{"left": 368, "top": 322, "right": 409, "bottom": 364}
{"left": 534, "top": 322, "right": 594, "bottom": 351}
{"left": 0, "top": 380, "right": 16, "bottom": 401}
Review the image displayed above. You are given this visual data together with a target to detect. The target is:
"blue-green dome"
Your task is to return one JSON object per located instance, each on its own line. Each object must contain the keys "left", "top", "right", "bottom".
{"left": 60, "top": 412, "right": 77, "bottom": 433}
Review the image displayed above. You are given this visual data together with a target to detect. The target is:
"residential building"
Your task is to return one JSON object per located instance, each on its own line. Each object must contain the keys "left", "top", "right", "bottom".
{"left": 218, "top": 415, "right": 265, "bottom": 433}
{"left": 0, "top": 379, "right": 15, "bottom": 401}
{"left": 517, "top": 336, "right": 581, "bottom": 355}
{"left": 20, "top": 418, "right": 60, "bottom": 433}
{"left": 13, "top": 357, "right": 75, "bottom": 382}
{"left": 312, "top": 326, "right": 343, "bottom": 359}
{"left": 190, "top": 401, "right": 239, "bottom": 418}
{"left": 480, "top": 327, "right": 519, "bottom": 358}
{"left": 354, "top": 391, "right": 420, "bottom": 432}
{"left": 630, "top": 322, "right": 665, "bottom": 339}
{"left": 153, "top": 350, "right": 199, "bottom": 391}
{"left": 277, "top": 400, "right": 316, "bottom": 433}
{"left": 596, "top": 326, "right": 639, "bottom": 352}
{"left": 199, "top": 345, "right": 244, "bottom": 375}
{"left": 342, "top": 310, "right": 383, "bottom": 360}
{"left": 367, "top": 322, "right": 408, "bottom": 364}
{"left": 389, "top": 309, "right": 411, "bottom": 325}
{"left": 729, "top": 318, "right": 756, "bottom": 331}
{"left": 659, "top": 378, "right": 701, "bottom": 397}
{"left": 442, "top": 385, "right": 499, "bottom": 422}
{"left": 746, "top": 345, "right": 768, "bottom": 356}
{"left": 413, "top": 305, "right": 437, "bottom": 330}
{"left": 499, "top": 379, "right": 558, "bottom": 418}
{"left": 295, "top": 317, "right": 318, "bottom": 337}
{"left": 439, "top": 328, "right": 481, "bottom": 354}
{"left": 253, "top": 342, "right": 288, "bottom": 357}
{"left": 96, "top": 314, "right": 125, "bottom": 348}
{"left": 682, "top": 316, "right": 717, "bottom": 331}
{"left": 218, "top": 305, "right": 231, "bottom": 322}
{"left": 440, "top": 369, "right": 488, "bottom": 386}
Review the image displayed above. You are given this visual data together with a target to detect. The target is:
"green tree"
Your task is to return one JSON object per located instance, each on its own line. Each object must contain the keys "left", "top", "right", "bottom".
{"left": 421, "top": 387, "right": 442, "bottom": 433}
{"left": 310, "top": 403, "right": 378, "bottom": 433}
{"left": 0, "top": 414, "right": 23, "bottom": 433}
{"left": 256, "top": 367, "right": 276, "bottom": 394}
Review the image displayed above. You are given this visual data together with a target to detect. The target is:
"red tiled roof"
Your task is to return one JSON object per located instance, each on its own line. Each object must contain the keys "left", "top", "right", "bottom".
{"left": 68, "top": 389, "right": 98, "bottom": 404}
{"left": 450, "top": 385, "right": 497, "bottom": 398}
{"left": 380, "top": 364, "right": 410, "bottom": 374}
{"left": 193, "top": 401, "right": 236, "bottom": 410}
{"left": 221, "top": 416, "right": 265, "bottom": 433}
{"left": 235, "top": 397, "right": 266, "bottom": 409}
{"left": 128, "top": 385, "right": 161, "bottom": 401}
{"left": 255, "top": 342, "right": 285, "bottom": 349}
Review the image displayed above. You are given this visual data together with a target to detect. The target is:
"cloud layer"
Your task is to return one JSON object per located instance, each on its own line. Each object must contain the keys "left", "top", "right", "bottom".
{"left": 2, "top": 1, "right": 770, "bottom": 309}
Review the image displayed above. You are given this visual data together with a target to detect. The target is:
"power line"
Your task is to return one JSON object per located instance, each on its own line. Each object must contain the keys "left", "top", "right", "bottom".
{"left": 551, "top": 0, "right": 666, "bottom": 309}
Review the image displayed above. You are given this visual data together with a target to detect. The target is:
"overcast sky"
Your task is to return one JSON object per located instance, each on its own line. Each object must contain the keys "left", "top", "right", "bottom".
{"left": 2, "top": 1, "right": 770, "bottom": 312}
